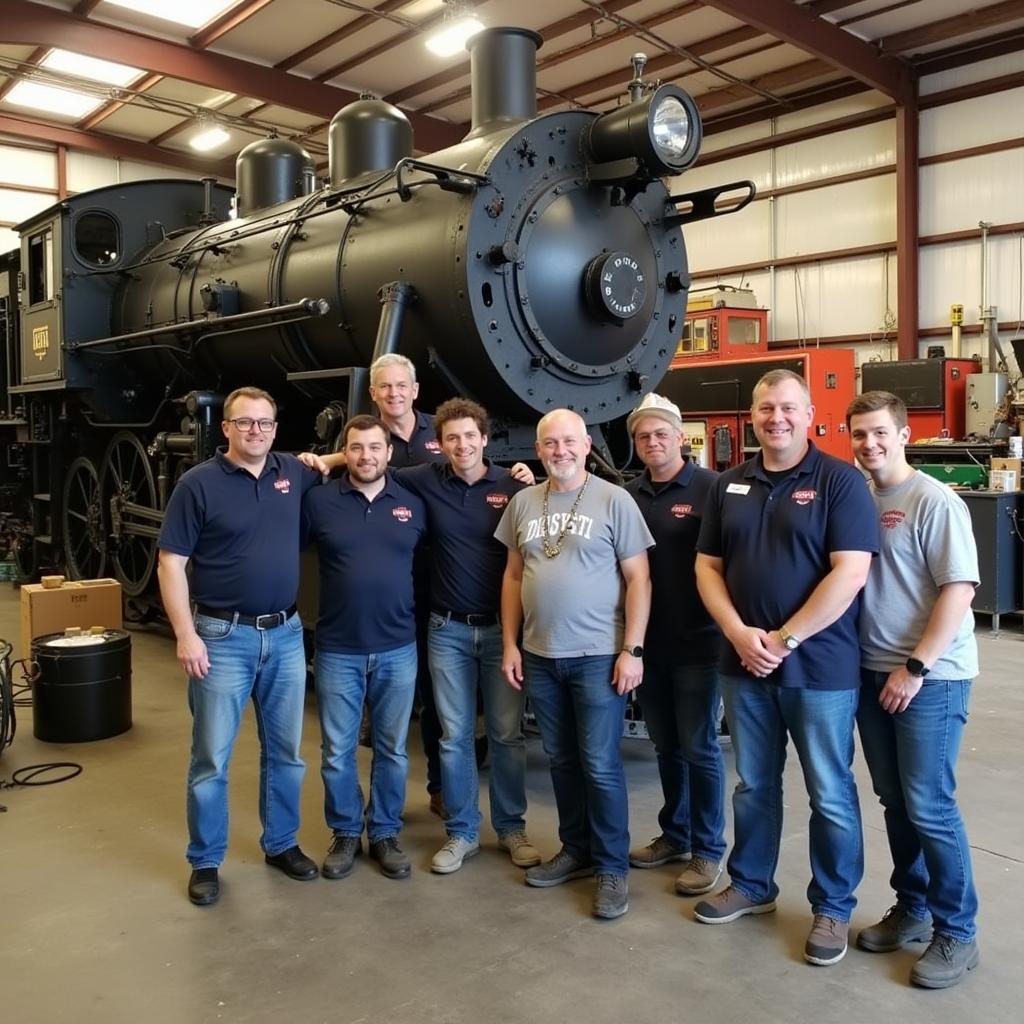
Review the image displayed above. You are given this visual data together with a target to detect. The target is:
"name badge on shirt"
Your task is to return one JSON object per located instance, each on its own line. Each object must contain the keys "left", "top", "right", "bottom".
{"left": 726, "top": 483, "right": 751, "bottom": 495}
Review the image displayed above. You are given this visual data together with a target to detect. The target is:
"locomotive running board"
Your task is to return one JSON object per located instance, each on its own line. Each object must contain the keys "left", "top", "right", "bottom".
{"left": 665, "top": 179, "right": 757, "bottom": 227}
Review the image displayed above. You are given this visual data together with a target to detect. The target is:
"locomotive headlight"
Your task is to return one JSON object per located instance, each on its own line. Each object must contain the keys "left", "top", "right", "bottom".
{"left": 587, "top": 85, "right": 702, "bottom": 178}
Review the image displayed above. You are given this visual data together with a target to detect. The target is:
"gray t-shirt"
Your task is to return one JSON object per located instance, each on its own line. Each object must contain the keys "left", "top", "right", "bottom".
{"left": 860, "top": 471, "right": 979, "bottom": 679}
{"left": 494, "top": 474, "right": 654, "bottom": 658}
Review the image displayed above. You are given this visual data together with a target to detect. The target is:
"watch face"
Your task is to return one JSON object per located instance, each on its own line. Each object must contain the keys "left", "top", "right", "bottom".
{"left": 784, "top": 637, "right": 799, "bottom": 650}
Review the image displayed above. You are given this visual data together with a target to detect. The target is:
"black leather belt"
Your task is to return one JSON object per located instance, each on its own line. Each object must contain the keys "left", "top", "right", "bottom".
{"left": 432, "top": 608, "right": 499, "bottom": 627}
{"left": 195, "top": 604, "right": 298, "bottom": 630}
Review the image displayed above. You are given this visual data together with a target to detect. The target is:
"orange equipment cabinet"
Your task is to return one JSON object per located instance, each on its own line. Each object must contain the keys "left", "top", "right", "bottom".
{"left": 660, "top": 349, "right": 857, "bottom": 470}
{"left": 673, "top": 304, "right": 769, "bottom": 365}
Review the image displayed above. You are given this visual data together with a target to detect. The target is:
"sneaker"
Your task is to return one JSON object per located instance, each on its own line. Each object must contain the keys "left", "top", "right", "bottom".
{"left": 628, "top": 834, "right": 692, "bottom": 868}
{"left": 804, "top": 914, "right": 849, "bottom": 966}
{"left": 910, "top": 935, "right": 980, "bottom": 989}
{"left": 856, "top": 905, "right": 933, "bottom": 953}
{"left": 428, "top": 791, "right": 449, "bottom": 820}
{"left": 592, "top": 873, "right": 629, "bottom": 919}
{"left": 674, "top": 856, "right": 724, "bottom": 896}
{"left": 498, "top": 830, "right": 542, "bottom": 868}
{"left": 322, "top": 834, "right": 362, "bottom": 880}
{"left": 369, "top": 836, "right": 411, "bottom": 879}
{"left": 431, "top": 835, "right": 481, "bottom": 874}
{"left": 525, "top": 848, "right": 595, "bottom": 888}
{"left": 694, "top": 885, "right": 777, "bottom": 924}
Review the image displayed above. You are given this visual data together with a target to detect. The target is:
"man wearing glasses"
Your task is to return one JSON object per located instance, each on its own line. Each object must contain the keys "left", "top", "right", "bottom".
{"left": 158, "top": 387, "right": 329, "bottom": 907}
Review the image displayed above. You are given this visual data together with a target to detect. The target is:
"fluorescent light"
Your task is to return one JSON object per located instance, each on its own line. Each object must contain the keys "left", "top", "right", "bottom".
{"left": 189, "top": 126, "right": 231, "bottom": 152}
{"left": 425, "top": 15, "right": 484, "bottom": 57}
{"left": 42, "top": 49, "right": 142, "bottom": 87}
{"left": 5, "top": 81, "right": 101, "bottom": 118}
{"left": 102, "top": 0, "right": 239, "bottom": 30}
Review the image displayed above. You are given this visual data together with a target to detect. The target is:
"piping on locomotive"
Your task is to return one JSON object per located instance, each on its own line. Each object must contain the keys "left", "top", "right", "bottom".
{"left": 0, "top": 28, "right": 753, "bottom": 600}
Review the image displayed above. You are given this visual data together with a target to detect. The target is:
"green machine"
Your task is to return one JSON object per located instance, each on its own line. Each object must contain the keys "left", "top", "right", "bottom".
{"left": 916, "top": 464, "right": 988, "bottom": 488}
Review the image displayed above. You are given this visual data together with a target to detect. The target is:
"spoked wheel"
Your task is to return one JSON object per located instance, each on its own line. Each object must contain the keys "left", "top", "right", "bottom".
{"left": 101, "top": 431, "right": 158, "bottom": 596}
{"left": 62, "top": 456, "right": 107, "bottom": 579}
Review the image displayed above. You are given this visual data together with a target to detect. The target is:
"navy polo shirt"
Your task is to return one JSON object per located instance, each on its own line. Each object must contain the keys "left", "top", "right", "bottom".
{"left": 625, "top": 460, "right": 720, "bottom": 664}
{"left": 301, "top": 471, "right": 426, "bottom": 653}
{"left": 158, "top": 449, "right": 321, "bottom": 614}
{"left": 385, "top": 409, "right": 445, "bottom": 468}
{"left": 396, "top": 460, "right": 526, "bottom": 614}
{"left": 696, "top": 443, "right": 878, "bottom": 690}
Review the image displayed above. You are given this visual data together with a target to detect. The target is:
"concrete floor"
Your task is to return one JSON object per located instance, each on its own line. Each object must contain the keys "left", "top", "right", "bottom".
{"left": 1, "top": 586, "right": 1021, "bottom": 1024}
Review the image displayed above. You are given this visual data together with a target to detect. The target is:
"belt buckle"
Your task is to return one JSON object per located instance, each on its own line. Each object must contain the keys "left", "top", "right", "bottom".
{"left": 255, "top": 612, "right": 281, "bottom": 630}
{"left": 466, "top": 612, "right": 487, "bottom": 626}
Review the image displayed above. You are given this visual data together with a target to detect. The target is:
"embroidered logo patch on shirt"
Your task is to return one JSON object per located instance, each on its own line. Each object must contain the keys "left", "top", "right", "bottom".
{"left": 274, "top": 479, "right": 291, "bottom": 494}
{"left": 671, "top": 503, "right": 693, "bottom": 518}
{"left": 425, "top": 439, "right": 442, "bottom": 454}
{"left": 392, "top": 505, "right": 413, "bottom": 522}
{"left": 486, "top": 492, "right": 509, "bottom": 508}
{"left": 880, "top": 509, "right": 906, "bottom": 530}
{"left": 792, "top": 488, "right": 817, "bottom": 506}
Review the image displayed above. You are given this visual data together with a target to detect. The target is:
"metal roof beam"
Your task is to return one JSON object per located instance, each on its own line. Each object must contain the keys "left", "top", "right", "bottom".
{"left": 702, "top": 0, "right": 916, "bottom": 103}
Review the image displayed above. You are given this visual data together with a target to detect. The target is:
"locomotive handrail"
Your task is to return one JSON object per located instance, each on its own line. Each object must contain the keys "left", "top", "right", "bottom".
{"left": 664, "top": 179, "right": 757, "bottom": 227}
{"left": 393, "top": 158, "right": 489, "bottom": 202}
{"left": 67, "top": 297, "right": 330, "bottom": 351}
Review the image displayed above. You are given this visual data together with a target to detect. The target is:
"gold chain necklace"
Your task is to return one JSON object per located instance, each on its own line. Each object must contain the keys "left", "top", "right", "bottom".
{"left": 541, "top": 473, "right": 590, "bottom": 558}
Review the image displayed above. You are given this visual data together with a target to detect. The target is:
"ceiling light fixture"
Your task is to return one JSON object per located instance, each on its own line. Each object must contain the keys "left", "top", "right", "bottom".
{"left": 425, "top": 1, "right": 484, "bottom": 58}
{"left": 189, "top": 126, "right": 231, "bottom": 152}
{"left": 5, "top": 81, "right": 102, "bottom": 118}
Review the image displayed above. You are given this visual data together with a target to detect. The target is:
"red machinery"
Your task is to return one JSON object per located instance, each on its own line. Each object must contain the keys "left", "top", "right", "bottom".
{"left": 674, "top": 289, "right": 769, "bottom": 365}
{"left": 660, "top": 349, "right": 857, "bottom": 470}
{"left": 860, "top": 358, "right": 981, "bottom": 440}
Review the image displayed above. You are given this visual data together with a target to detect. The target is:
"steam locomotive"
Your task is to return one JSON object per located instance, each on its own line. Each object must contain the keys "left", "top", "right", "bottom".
{"left": 0, "top": 27, "right": 751, "bottom": 601}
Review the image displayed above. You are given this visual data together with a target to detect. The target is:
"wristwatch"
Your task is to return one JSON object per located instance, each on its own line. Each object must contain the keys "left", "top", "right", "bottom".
{"left": 622, "top": 644, "right": 644, "bottom": 658}
{"left": 778, "top": 625, "right": 801, "bottom": 651}
{"left": 905, "top": 657, "right": 930, "bottom": 678}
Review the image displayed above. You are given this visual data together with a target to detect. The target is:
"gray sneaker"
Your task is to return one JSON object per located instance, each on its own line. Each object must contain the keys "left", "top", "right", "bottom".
{"left": 369, "top": 836, "right": 411, "bottom": 879}
{"left": 592, "top": 873, "right": 629, "bottom": 919}
{"left": 628, "top": 834, "right": 692, "bottom": 868}
{"left": 694, "top": 885, "right": 777, "bottom": 924}
{"left": 322, "top": 834, "right": 362, "bottom": 879}
{"left": 856, "top": 905, "right": 933, "bottom": 952}
{"left": 430, "top": 835, "right": 480, "bottom": 874}
{"left": 674, "top": 856, "right": 724, "bottom": 895}
{"left": 525, "top": 848, "right": 594, "bottom": 888}
{"left": 910, "top": 935, "right": 980, "bottom": 989}
{"left": 804, "top": 914, "right": 849, "bottom": 966}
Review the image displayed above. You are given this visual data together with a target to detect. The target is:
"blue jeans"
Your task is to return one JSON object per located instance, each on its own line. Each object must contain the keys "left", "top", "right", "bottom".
{"left": 186, "top": 611, "right": 307, "bottom": 868}
{"left": 857, "top": 670, "right": 978, "bottom": 941}
{"left": 315, "top": 643, "right": 417, "bottom": 841}
{"left": 428, "top": 615, "right": 527, "bottom": 840}
{"left": 523, "top": 652, "right": 628, "bottom": 874}
{"left": 638, "top": 658, "right": 727, "bottom": 862}
{"left": 721, "top": 676, "right": 863, "bottom": 921}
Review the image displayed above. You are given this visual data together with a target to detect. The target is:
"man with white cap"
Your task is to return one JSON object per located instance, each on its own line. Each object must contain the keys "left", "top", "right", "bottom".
{"left": 624, "top": 394, "right": 727, "bottom": 898}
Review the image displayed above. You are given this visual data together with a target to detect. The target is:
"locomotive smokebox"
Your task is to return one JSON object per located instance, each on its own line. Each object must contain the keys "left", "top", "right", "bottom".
{"left": 466, "top": 27, "right": 542, "bottom": 139}
{"left": 330, "top": 98, "right": 413, "bottom": 186}
{"left": 235, "top": 137, "right": 316, "bottom": 216}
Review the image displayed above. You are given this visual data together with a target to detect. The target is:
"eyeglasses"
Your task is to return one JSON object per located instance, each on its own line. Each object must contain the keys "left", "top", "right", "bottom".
{"left": 227, "top": 417, "right": 276, "bottom": 433}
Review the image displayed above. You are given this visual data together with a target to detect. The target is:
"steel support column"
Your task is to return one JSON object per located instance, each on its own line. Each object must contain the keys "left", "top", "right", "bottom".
{"left": 896, "top": 96, "right": 919, "bottom": 360}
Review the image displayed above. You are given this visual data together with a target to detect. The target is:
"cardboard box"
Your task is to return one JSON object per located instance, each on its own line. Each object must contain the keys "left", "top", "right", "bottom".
{"left": 19, "top": 578, "right": 123, "bottom": 658}
{"left": 990, "top": 458, "right": 1022, "bottom": 491}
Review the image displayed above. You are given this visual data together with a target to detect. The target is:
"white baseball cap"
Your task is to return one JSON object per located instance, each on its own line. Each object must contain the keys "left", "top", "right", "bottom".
{"left": 626, "top": 392, "right": 683, "bottom": 435}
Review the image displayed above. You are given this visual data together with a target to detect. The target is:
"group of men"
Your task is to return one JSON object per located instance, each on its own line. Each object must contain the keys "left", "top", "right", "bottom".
{"left": 157, "top": 357, "right": 981, "bottom": 990}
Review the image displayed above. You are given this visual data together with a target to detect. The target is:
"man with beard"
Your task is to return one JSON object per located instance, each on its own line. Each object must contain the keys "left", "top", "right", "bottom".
{"left": 158, "top": 386, "right": 328, "bottom": 907}
{"left": 302, "top": 415, "right": 426, "bottom": 880}
{"left": 496, "top": 409, "right": 653, "bottom": 920}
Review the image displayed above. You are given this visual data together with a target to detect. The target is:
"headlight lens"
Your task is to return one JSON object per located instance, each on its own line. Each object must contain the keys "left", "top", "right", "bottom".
{"left": 651, "top": 96, "right": 690, "bottom": 160}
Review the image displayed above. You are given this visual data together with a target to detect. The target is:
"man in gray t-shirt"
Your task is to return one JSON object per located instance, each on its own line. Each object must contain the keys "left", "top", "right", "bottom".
{"left": 847, "top": 391, "right": 980, "bottom": 990}
{"left": 496, "top": 409, "right": 652, "bottom": 920}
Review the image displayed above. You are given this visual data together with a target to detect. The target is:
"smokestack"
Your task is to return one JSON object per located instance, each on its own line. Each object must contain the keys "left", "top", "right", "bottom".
{"left": 465, "top": 27, "right": 542, "bottom": 140}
